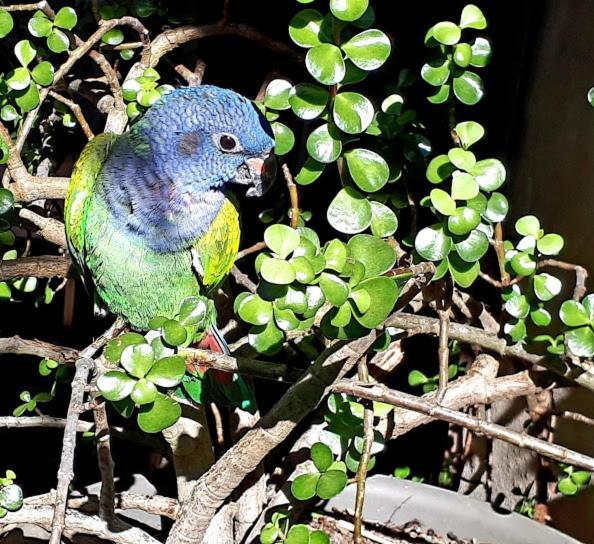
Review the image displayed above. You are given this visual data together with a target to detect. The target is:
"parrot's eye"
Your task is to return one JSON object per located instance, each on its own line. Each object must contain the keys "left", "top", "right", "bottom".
{"left": 217, "top": 133, "right": 241, "bottom": 153}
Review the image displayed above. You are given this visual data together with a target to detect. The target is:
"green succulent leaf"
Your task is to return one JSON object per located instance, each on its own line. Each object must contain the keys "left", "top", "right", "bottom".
{"left": 421, "top": 59, "right": 451, "bottom": 87}
{"left": 515, "top": 215, "right": 540, "bottom": 237}
{"left": 121, "top": 343, "right": 155, "bottom": 378}
{"left": 28, "top": 12, "right": 52, "bottom": 38}
{"left": 0, "top": 484, "right": 22, "bottom": 512}
{"left": 146, "top": 356, "right": 185, "bottom": 387}
{"left": 565, "top": 327, "right": 594, "bottom": 358}
{"left": 6, "top": 68, "right": 31, "bottom": 91}
{"left": 353, "top": 276, "right": 399, "bottom": 328}
{"left": 261, "top": 257, "right": 296, "bottom": 285}
{"left": 430, "top": 188, "right": 456, "bottom": 216}
{"left": 264, "top": 78, "right": 292, "bottom": 110}
{"left": 264, "top": 224, "right": 300, "bottom": 259}
{"left": 47, "top": 28, "right": 70, "bottom": 53}
{"left": 455, "top": 121, "right": 485, "bottom": 149}
{"left": 484, "top": 192, "right": 508, "bottom": 223}
{"left": 130, "top": 379, "right": 158, "bottom": 405}
{"left": 291, "top": 473, "right": 319, "bottom": 501}
{"left": 272, "top": 122, "right": 295, "bottom": 156}
{"left": 453, "top": 43, "right": 473, "bottom": 68}
{"left": 471, "top": 37, "right": 492, "bottom": 67}
{"left": 296, "top": 157, "right": 325, "bottom": 185}
{"left": 559, "top": 300, "right": 590, "bottom": 327}
{"left": 320, "top": 272, "right": 350, "bottom": 306}
{"left": 415, "top": 224, "right": 452, "bottom": 262}
{"left": 0, "top": 189, "right": 15, "bottom": 216}
{"left": 470, "top": 159, "right": 506, "bottom": 192}
{"left": 533, "top": 273, "right": 562, "bottom": 302}
{"left": 97, "top": 371, "right": 136, "bottom": 401}
{"left": 316, "top": 469, "right": 348, "bottom": 499}
{"left": 537, "top": 233, "right": 564, "bottom": 256}
{"left": 460, "top": 4, "right": 487, "bottom": 30}
{"left": 453, "top": 70, "right": 484, "bottom": 105}
{"left": 102, "top": 28, "right": 124, "bottom": 45}
{"left": 341, "top": 29, "right": 391, "bottom": 71}
{"left": 162, "top": 319, "right": 187, "bottom": 346}
{"left": 137, "top": 392, "right": 182, "bottom": 433}
{"left": 289, "top": 9, "right": 326, "bottom": 48}
{"left": 306, "top": 43, "right": 346, "bottom": 85}
{"left": 344, "top": 148, "right": 389, "bottom": 192}
{"left": 370, "top": 201, "right": 398, "bottom": 237}
{"left": 448, "top": 207, "right": 480, "bottom": 236}
{"left": 289, "top": 83, "right": 329, "bottom": 119}
{"left": 327, "top": 187, "right": 372, "bottom": 233}
{"left": 333, "top": 92, "right": 374, "bottom": 134}
{"left": 31, "top": 61, "right": 54, "bottom": 86}
{"left": 426, "top": 155, "right": 455, "bottom": 184}
{"left": 347, "top": 234, "right": 396, "bottom": 278}
{"left": 104, "top": 332, "right": 146, "bottom": 363}
{"left": 330, "top": 0, "right": 369, "bottom": 22}
{"left": 54, "top": 6, "right": 78, "bottom": 30}
{"left": 311, "top": 442, "right": 334, "bottom": 472}
{"left": 455, "top": 229, "right": 489, "bottom": 262}
{"left": 0, "top": 10, "right": 14, "bottom": 38}
{"left": 427, "top": 84, "right": 451, "bottom": 104}
{"left": 432, "top": 21, "right": 461, "bottom": 45}
{"left": 448, "top": 253, "right": 480, "bottom": 288}
{"left": 306, "top": 123, "right": 342, "bottom": 163}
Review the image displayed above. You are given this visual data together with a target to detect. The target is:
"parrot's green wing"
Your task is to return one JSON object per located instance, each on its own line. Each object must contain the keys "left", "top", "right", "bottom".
{"left": 65, "top": 133, "right": 118, "bottom": 277}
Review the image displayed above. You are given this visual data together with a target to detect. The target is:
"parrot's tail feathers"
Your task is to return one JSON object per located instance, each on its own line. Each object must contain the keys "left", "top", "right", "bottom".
{"left": 197, "top": 326, "right": 230, "bottom": 355}
{"left": 196, "top": 327, "right": 233, "bottom": 385}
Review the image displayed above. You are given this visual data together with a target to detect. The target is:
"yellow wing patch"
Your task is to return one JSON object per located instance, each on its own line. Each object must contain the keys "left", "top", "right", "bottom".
{"left": 193, "top": 198, "right": 240, "bottom": 289}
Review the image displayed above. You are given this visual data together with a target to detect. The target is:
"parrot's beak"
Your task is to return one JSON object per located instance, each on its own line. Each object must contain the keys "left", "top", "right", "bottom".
{"left": 233, "top": 154, "right": 277, "bottom": 197}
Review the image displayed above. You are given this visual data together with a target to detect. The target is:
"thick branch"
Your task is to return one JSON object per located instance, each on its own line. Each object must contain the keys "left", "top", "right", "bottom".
{"left": 166, "top": 333, "right": 377, "bottom": 544}
{"left": 0, "top": 507, "right": 160, "bottom": 544}
{"left": 19, "top": 208, "right": 67, "bottom": 247}
{"left": 334, "top": 377, "right": 594, "bottom": 471}
{"left": 0, "top": 255, "right": 71, "bottom": 281}
{"left": 0, "top": 335, "right": 79, "bottom": 363}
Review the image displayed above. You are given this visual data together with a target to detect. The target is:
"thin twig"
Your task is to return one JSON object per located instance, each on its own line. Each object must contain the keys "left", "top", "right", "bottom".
{"left": 93, "top": 402, "right": 116, "bottom": 521}
{"left": 49, "top": 91, "right": 95, "bottom": 140}
{"left": 49, "top": 357, "right": 95, "bottom": 544}
{"left": 283, "top": 163, "right": 299, "bottom": 229}
{"left": 231, "top": 265, "right": 257, "bottom": 293}
{"left": 0, "top": 335, "right": 79, "bottom": 363}
{"left": 436, "top": 308, "right": 450, "bottom": 403}
{"left": 235, "top": 241, "right": 266, "bottom": 261}
{"left": 333, "top": 380, "right": 594, "bottom": 471}
{"left": 493, "top": 222, "right": 510, "bottom": 286}
{"left": 175, "top": 62, "right": 205, "bottom": 86}
{"left": 539, "top": 259, "right": 589, "bottom": 301}
{"left": 353, "top": 358, "right": 373, "bottom": 544}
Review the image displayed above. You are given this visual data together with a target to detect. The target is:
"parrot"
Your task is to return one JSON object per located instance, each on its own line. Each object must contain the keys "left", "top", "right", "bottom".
{"left": 64, "top": 85, "right": 276, "bottom": 405}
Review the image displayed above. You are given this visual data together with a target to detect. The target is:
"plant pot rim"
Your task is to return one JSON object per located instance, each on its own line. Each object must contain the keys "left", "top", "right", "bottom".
{"left": 324, "top": 474, "right": 581, "bottom": 544}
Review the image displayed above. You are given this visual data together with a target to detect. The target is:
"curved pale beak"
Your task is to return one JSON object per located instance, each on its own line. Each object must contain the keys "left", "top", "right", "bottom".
{"left": 233, "top": 154, "right": 277, "bottom": 197}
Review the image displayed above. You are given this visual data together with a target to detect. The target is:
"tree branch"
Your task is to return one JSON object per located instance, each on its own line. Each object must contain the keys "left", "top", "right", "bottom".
{"left": 49, "top": 91, "right": 95, "bottom": 140}
{"left": 19, "top": 208, "right": 67, "bottom": 247}
{"left": 49, "top": 357, "right": 94, "bottom": 544}
{"left": 0, "top": 335, "right": 79, "bottom": 363}
{"left": 0, "top": 255, "right": 71, "bottom": 281}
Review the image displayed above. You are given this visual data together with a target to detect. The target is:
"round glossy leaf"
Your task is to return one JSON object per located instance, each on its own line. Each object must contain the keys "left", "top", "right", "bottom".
{"left": 455, "top": 229, "right": 489, "bottom": 262}
{"left": 102, "top": 28, "right": 124, "bottom": 45}
{"left": 272, "top": 122, "right": 295, "bottom": 156}
{"left": 324, "top": 239, "right": 349, "bottom": 273}
{"left": 14, "top": 83, "right": 40, "bottom": 112}
{"left": 327, "top": 187, "right": 372, "bottom": 233}
{"left": 471, "top": 36, "right": 492, "bottom": 67}
{"left": 342, "top": 59, "right": 368, "bottom": 85}
{"left": 448, "top": 207, "right": 480, "bottom": 235}
{"left": 566, "top": 326, "right": 594, "bottom": 358}
{"left": 455, "top": 121, "right": 485, "bottom": 149}
{"left": 558, "top": 477, "right": 578, "bottom": 496}
{"left": 311, "top": 442, "right": 334, "bottom": 472}
{"left": 31, "top": 61, "right": 54, "bottom": 86}
{"left": 104, "top": 332, "right": 146, "bottom": 363}
{"left": 274, "top": 306, "right": 300, "bottom": 331}
{"left": 28, "top": 12, "right": 51, "bottom": 38}
{"left": 448, "top": 149, "right": 476, "bottom": 172}
{"left": 238, "top": 294, "right": 273, "bottom": 325}
{"left": 432, "top": 21, "right": 461, "bottom": 45}
{"left": 264, "top": 79, "right": 292, "bottom": 110}
{"left": 515, "top": 215, "right": 540, "bottom": 237}
{"left": 310, "top": 531, "right": 330, "bottom": 544}
{"left": 162, "top": 319, "right": 187, "bottom": 346}
{"left": 537, "top": 233, "right": 564, "bottom": 256}
{"left": 453, "top": 71, "right": 484, "bottom": 105}
{"left": 348, "top": 234, "right": 395, "bottom": 280}
{"left": 291, "top": 256, "right": 315, "bottom": 284}
{"left": 121, "top": 343, "right": 154, "bottom": 378}
{"left": 137, "top": 88, "right": 161, "bottom": 107}
{"left": 448, "top": 253, "right": 480, "bottom": 288}
{"left": 484, "top": 192, "right": 508, "bottom": 223}
{"left": 178, "top": 296, "right": 208, "bottom": 327}
{"left": 296, "top": 157, "right": 325, "bottom": 185}
{"left": 333, "top": 91, "right": 374, "bottom": 134}
{"left": 330, "top": 0, "right": 368, "bottom": 22}
{"left": 510, "top": 252, "right": 536, "bottom": 277}
{"left": 453, "top": 43, "right": 473, "bottom": 68}
{"left": 531, "top": 307, "right": 551, "bottom": 327}
{"left": 370, "top": 201, "right": 398, "bottom": 237}
{"left": 415, "top": 224, "right": 452, "bottom": 261}
{"left": 6, "top": 68, "right": 31, "bottom": 91}
{"left": 320, "top": 272, "right": 349, "bottom": 306}
{"left": 146, "top": 356, "right": 185, "bottom": 387}
{"left": 471, "top": 159, "right": 506, "bottom": 192}
{"left": 421, "top": 59, "right": 450, "bottom": 87}
{"left": 0, "top": 485, "right": 22, "bottom": 511}
{"left": 353, "top": 276, "right": 399, "bottom": 328}
{"left": 533, "top": 273, "right": 562, "bottom": 302}
{"left": 47, "top": 28, "right": 70, "bottom": 53}
{"left": 505, "top": 293, "right": 530, "bottom": 319}
{"left": 426, "top": 154, "right": 455, "bottom": 184}
{"left": 0, "top": 189, "right": 15, "bottom": 216}
{"left": 451, "top": 172, "right": 479, "bottom": 200}
{"left": 286, "top": 525, "right": 310, "bottom": 544}
{"left": 97, "top": 370, "right": 136, "bottom": 401}
{"left": 54, "top": 6, "right": 77, "bottom": 30}
{"left": 261, "top": 257, "right": 296, "bottom": 285}
{"left": 571, "top": 471, "right": 592, "bottom": 486}
{"left": 381, "top": 94, "right": 404, "bottom": 115}
{"left": 427, "top": 84, "right": 451, "bottom": 104}
{"left": 306, "top": 123, "right": 342, "bottom": 163}
{"left": 130, "top": 379, "right": 158, "bottom": 405}
{"left": 0, "top": 9, "right": 14, "bottom": 38}
{"left": 306, "top": 43, "right": 346, "bottom": 85}
{"left": 317, "top": 469, "right": 348, "bottom": 499}
{"left": 341, "top": 29, "right": 391, "bottom": 71}
{"left": 15, "top": 40, "right": 36, "bottom": 67}
{"left": 289, "top": 9, "right": 325, "bottom": 48}
{"left": 460, "top": 4, "right": 487, "bottom": 29}
{"left": 560, "top": 300, "right": 590, "bottom": 327}
{"left": 137, "top": 392, "right": 182, "bottom": 433}
{"left": 289, "top": 83, "right": 328, "bottom": 119}
{"left": 291, "top": 473, "right": 319, "bottom": 501}
{"left": 265, "top": 224, "right": 300, "bottom": 259}
{"left": 331, "top": 304, "right": 353, "bottom": 328}
{"left": 1, "top": 105, "right": 18, "bottom": 122}
{"left": 249, "top": 320, "right": 284, "bottom": 355}
{"left": 345, "top": 148, "right": 389, "bottom": 192}
{"left": 430, "top": 188, "right": 456, "bottom": 216}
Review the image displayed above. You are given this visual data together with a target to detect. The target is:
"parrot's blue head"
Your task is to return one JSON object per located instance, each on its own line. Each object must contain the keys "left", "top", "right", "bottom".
{"left": 129, "top": 85, "right": 276, "bottom": 197}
